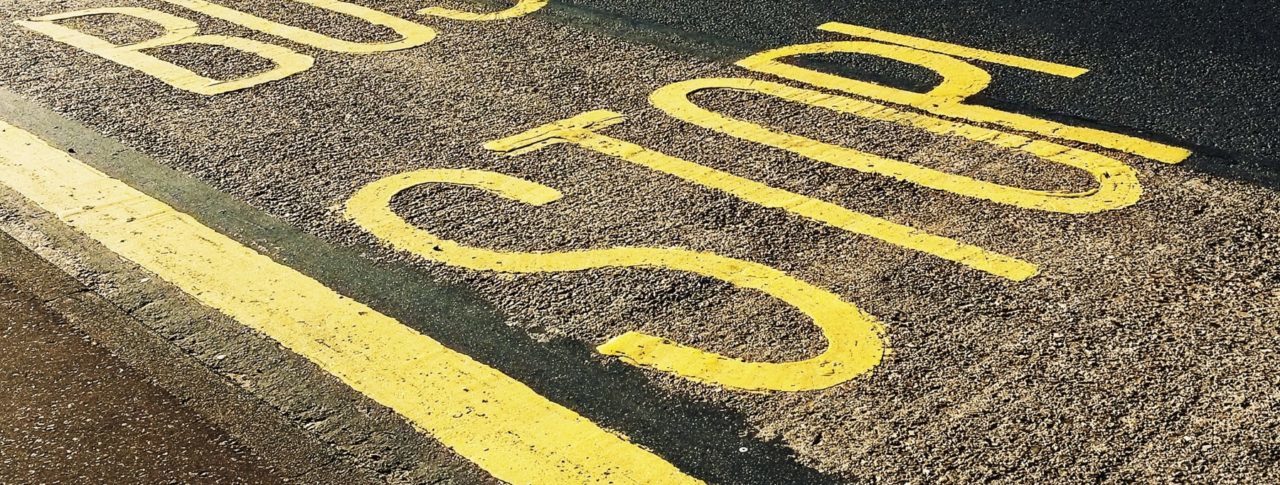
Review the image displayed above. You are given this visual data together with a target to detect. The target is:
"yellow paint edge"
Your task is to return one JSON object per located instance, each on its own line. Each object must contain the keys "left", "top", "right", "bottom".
{"left": 818, "top": 21, "right": 1088, "bottom": 78}
{"left": 0, "top": 119, "right": 699, "bottom": 485}
{"left": 419, "top": 0, "right": 549, "bottom": 21}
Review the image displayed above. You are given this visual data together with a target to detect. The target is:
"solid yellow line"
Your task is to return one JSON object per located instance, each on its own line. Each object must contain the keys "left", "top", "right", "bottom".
{"left": 0, "top": 120, "right": 699, "bottom": 485}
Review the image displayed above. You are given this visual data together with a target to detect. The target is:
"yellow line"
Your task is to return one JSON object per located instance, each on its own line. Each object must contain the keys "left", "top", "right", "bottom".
{"left": 817, "top": 22, "right": 1088, "bottom": 78}
{"left": 0, "top": 120, "right": 699, "bottom": 484}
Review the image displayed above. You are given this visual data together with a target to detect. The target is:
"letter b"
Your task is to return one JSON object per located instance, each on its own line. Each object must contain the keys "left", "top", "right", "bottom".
{"left": 17, "top": 7, "right": 314, "bottom": 95}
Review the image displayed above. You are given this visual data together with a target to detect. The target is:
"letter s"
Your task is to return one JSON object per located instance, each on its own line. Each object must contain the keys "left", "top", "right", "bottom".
{"left": 344, "top": 168, "right": 886, "bottom": 391}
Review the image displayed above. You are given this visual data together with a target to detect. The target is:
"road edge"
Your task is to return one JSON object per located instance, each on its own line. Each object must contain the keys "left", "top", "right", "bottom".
{"left": 0, "top": 226, "right": 378, "bottom": 484}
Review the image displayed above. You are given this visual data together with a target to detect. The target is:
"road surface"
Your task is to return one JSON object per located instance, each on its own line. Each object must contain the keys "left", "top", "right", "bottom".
{"left": 0, "top": 0, "right": 1276, "bottom": 482}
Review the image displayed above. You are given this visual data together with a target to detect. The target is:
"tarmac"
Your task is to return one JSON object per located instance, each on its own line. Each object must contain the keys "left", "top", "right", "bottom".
{"left": 0, "top": 0, "right": 1276, "bottom": 482}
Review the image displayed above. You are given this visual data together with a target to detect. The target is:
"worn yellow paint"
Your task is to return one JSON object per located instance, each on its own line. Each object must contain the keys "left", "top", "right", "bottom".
{"left": 486, "top": 110, "right": 1038, "bottom": 281}
{"left": 162, "top": 0, "right": 437, "bottom": 53}
{"left": 737, "top": 22, "right": 1191, "bottom": 164}
{"left": 0, "top": 120, "right": 699, "bottom": 484}
{"left": 650, "top": 77, "right": 1143, "bottom": 214}
{"left": 419, "top": 0, "right": 548, "bottom": 21}
{"left": 16, "top": 7, "right": 313, "bottom": 96}
{"left": 817, "top": 22, "right": 1088, "bottom": 78}
{"left": 345, "top": 168, "right": 886, "bottom": 392}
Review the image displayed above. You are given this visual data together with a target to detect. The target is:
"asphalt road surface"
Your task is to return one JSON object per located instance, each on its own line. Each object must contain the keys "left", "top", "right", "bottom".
{"left": 0, "top": 0, "right": 1276, "bottom": 482}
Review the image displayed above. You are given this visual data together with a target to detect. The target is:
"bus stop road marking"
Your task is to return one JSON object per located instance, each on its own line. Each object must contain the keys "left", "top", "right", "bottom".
{"left": 0, "top": 118, "right": 699, "bottom": 485}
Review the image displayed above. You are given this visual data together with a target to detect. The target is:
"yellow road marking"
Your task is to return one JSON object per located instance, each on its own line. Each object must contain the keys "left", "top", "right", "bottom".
{"left": 486, "top": 110, "right": 1039, "bottom": 281}
{"left": 161, "top": 0, "right": 437, "bottom": 54}
{"left": 419, "top": 0, "right": 549, "bottom": 21}
{"left": 816, "top": 22, "right": 1088, "bottom": 77}
{"left": 0, "top": 120, "right": 699, "bottom": 484}
{"left": 345, "top": 169, "right": 886, "bottom": 392}
{"left": 651, "top": 77, "right": 1143, "bottom": 214}
{"left": 738, "top": 22, "right": 1191, "bottom": 164}
{"left": 17, "top": 7, "right": 314, "bottom": 96}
